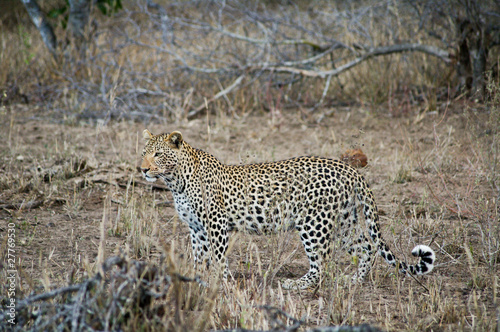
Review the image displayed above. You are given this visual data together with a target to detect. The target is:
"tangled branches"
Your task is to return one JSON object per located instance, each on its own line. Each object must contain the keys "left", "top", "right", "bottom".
{"left": 10, "top": 1, "right": 500, "bottom": 121}
{"left": 1, "top": 254, "right": 199, "bottom": 331}
{"left": 29, "top": 0, "right": 468, "bottom": 122}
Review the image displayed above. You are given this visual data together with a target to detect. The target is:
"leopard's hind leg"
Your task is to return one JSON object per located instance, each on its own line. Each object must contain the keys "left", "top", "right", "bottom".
{"left": 339, "top": 192, "right": 373, "bottom": 283}
{"left": 281, "top": 205, "right": 334, "bottom": 290}
{"left": 348, "top": 232, "right": 374, "bottom": 283}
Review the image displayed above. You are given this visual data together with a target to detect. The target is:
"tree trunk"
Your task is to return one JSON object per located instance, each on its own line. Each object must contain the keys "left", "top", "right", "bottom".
{"left": 455, "top": 17, "right": 489, "bottom": 100}
{"left": 456, "top": 18, "right": 473, "bottom": 94}
{"left": 67, "top": 0, "right": 91, "bottom": 51}
{"left": 469, "top": 29, "right": 487, "bottom": 99}
{"left": 21, "top": 0, "right": 57, "bottom": 56}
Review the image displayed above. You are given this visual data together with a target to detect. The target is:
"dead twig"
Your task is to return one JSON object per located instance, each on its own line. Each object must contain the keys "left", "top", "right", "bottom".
{"left": 0, "top": 197, "right": 61, "bottom": 211}
{"left": 189, "top": 74, "right": 246, "bottom": 118}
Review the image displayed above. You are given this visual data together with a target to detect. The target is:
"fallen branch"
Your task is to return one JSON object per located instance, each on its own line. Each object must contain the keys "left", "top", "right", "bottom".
{"left": 261, "top": 43, "right": 451, "bottom": 78}
{"left": 16, "top": 284, "right": 83, "bottom": 309}
{"left": 0, "top": 196, "right": 67, "bottom": 212}
{"left": 0, "top": 199, "right": 44, "bottom": 210}
{"left": 17, "top": 256, "right": 125, "bottom": 310}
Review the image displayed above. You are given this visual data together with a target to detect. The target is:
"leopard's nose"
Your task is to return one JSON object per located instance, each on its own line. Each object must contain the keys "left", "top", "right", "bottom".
{"left": 140, "top": 167, "right": 149, "bottom": 174}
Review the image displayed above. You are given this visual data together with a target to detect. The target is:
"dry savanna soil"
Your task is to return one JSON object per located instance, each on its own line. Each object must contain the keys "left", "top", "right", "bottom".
{"left": 0, "top": 103, "right": 499, "bottom": 331}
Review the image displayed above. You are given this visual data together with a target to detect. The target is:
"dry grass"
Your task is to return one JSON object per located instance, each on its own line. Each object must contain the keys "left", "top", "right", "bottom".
{"left": 1, "top": 101, "right": 499, "bottom": 330}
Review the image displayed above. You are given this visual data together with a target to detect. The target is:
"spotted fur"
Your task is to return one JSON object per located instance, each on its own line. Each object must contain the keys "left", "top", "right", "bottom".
{"left": 140, "top": 130, "right": 435, "bottom": 289}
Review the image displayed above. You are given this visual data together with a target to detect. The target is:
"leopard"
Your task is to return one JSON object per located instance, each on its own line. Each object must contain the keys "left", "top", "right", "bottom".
{"left": 140, "top": 129, "right": 435, "bottom": 290}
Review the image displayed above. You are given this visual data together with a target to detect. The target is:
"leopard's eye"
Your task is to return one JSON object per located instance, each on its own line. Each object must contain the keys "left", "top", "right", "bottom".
{"left": 154, "top": 151, "right": 161, "bottom": 157}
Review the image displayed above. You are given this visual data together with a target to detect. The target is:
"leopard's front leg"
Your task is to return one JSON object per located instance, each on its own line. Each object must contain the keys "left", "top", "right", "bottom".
{"left": 188, "top": 223, "right": 211, "bottom": 271}
{"left": 197, "top": 171, "right": 230, "bottom": 281}
{"left": 207, "top": 210, "right": 229, "bottom": 280}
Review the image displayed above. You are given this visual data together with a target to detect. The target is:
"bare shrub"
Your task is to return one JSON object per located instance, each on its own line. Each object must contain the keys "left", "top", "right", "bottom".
{"left": 8, "top": 0, "right": 498, "bottom": 121}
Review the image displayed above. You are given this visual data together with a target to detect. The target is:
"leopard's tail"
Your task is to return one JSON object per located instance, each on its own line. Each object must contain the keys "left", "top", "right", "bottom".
{"left": 354, "top": 174, "right": 435, "bottom": 276}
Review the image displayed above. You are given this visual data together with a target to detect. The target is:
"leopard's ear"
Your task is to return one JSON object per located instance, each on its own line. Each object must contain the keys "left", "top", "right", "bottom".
{"left": 166, "top": 131, "right": 183, "bottom": 149}
{"left": 143, "top": 129, "right": 153, "bottom": 140}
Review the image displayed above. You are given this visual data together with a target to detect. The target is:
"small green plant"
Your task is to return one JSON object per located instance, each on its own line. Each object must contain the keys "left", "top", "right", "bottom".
{"left": 48, "top": 0, "right": 123, "bottom": 28}
{"left": 18, "top": 25, "right": 35, "bottom": 65}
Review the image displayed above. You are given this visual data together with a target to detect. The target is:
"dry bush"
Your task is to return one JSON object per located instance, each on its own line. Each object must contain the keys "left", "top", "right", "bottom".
{"left": 1, "top": 0, "right": 464, "bottom": 122}
{"left": 0, "top": 253, "right": 214, "bottom": 331}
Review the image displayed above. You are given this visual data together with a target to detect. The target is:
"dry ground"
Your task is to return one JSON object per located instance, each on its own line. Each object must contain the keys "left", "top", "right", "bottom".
{"left": 0, "top": 103, "right": 499, "bottom": 331}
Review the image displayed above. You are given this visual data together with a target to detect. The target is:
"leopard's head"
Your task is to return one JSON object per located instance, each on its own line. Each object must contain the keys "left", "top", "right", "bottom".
{"left": 140, "top": 129, "right": 184, "bottom": 183}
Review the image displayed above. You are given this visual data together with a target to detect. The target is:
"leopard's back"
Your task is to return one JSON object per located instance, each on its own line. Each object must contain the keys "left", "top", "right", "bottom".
{"left": 217, "top": 156, "right": 360, "bottom": 235}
